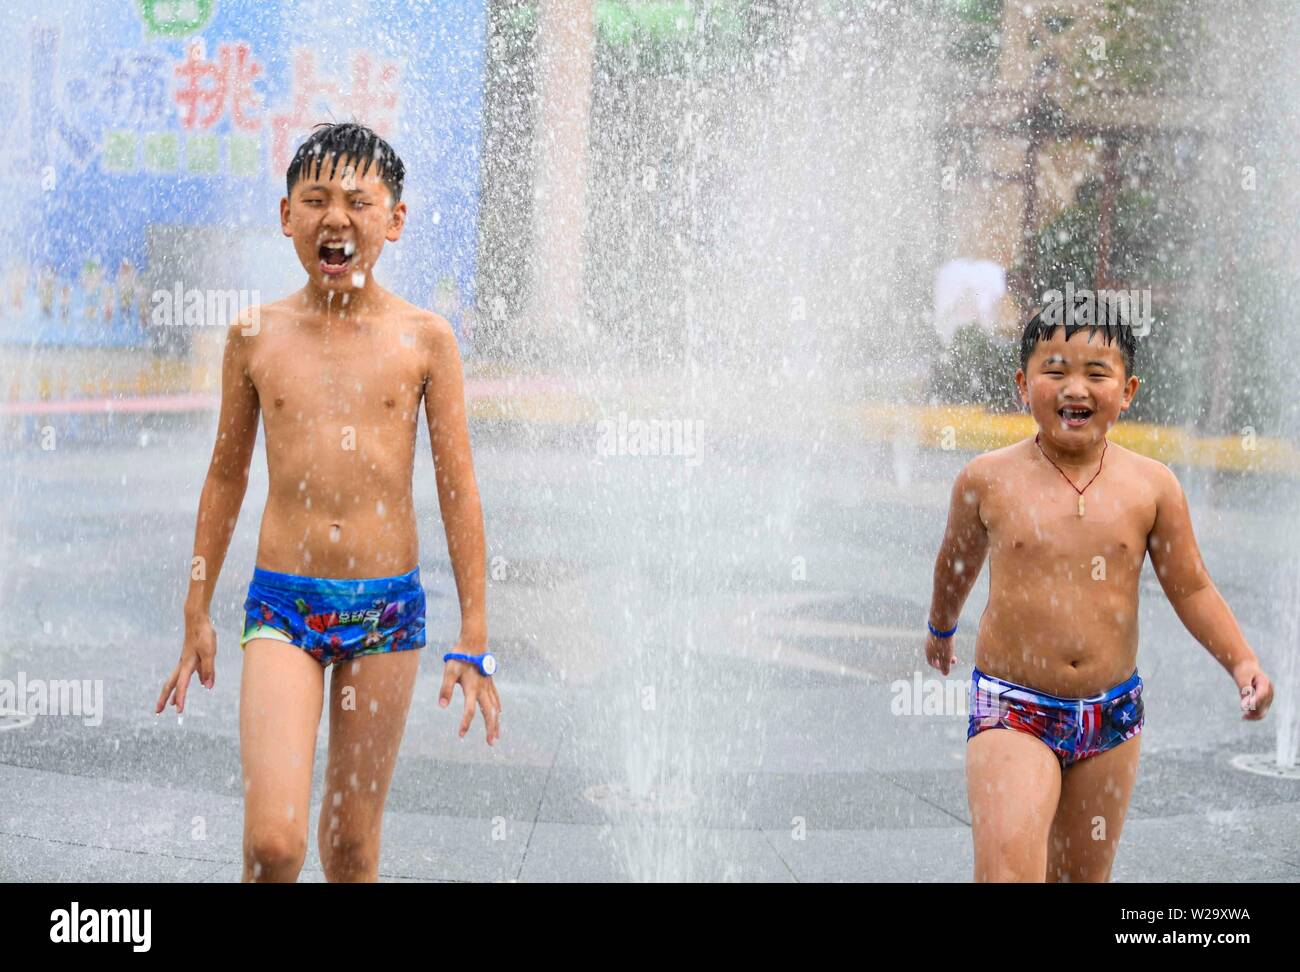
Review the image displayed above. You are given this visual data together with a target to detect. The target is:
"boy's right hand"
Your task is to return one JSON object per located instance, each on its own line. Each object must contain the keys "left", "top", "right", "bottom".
{"left": 925, "top": 632, "right": 957, "bottom": 676}
{"left": 155, "top": 615, "right": 217, "bottom": 715}
{"left": 1234, "top": 660, "right": 1273, "bottom": 721}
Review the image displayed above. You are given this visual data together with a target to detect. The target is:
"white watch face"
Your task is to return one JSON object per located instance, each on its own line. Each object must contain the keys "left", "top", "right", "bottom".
{"left": 482, "top": 654, "right": 497, "bottom": 676}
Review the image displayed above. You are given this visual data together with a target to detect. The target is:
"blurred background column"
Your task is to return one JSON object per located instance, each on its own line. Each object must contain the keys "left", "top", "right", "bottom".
{"left": 528, "top": 0, "right": 595, "bottom": 366}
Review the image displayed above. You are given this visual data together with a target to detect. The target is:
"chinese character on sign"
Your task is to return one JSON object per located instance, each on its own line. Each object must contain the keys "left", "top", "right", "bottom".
{"left": 268, "top": 49, "right": 400, "bottom": 177}
{"left": 173, "top": 41, "right": 264, "bottom": 130}
{"left": 100, "top": 54, "right": 171, "bottom": 128}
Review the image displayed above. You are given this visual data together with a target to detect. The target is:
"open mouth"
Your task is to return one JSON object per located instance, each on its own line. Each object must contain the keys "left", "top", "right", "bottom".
{"left": 1058, "top": 406, "right": 1094, "bottom": 428}
{"left": 318, "top": 240, "right": 355, "bottom": 276}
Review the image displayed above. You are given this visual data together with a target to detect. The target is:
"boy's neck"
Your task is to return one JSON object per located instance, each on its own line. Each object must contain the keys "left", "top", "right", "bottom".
{"left": 301, "top": 277, "right": 388, "bottom": 319}
{"left": 1034, "top": 431, "right": 1108, "bottom": 469}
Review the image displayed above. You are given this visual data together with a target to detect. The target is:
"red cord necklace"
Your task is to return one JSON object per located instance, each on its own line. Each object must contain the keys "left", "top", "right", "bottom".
{"left": 1034, "top": 432, "right": 1107, "bottom": 517}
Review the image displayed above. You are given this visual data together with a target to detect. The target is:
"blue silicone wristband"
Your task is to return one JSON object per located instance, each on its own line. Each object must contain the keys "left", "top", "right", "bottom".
{"left": 927, "top": 621, "right": 957, "bottom": 638}
{"left": 443, "top": 651, "right": 496, "bottom": 676}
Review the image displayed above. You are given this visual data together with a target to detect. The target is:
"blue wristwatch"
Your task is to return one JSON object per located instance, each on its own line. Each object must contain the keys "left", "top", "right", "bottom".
{"left": 444, "top": 651, "right": 497, "bottom": 676}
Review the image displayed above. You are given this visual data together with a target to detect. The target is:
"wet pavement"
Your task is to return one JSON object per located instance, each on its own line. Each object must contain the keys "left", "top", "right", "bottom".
{"left": 1, "top": 411, "right": 1297, "bottom": 882}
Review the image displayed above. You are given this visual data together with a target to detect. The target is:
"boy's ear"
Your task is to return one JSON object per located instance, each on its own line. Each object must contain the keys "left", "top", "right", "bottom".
{"left": 1014, "top": 367, "right": 1029, "bottom": 407}
{"left": 280, "top": 197, "right": 293, "bottom": 237}
{"left": 385, "top": 199, "right": 407, "bottom": 243}
{"left": 1120, "top": 373, "right": 1140, "bottom": 410}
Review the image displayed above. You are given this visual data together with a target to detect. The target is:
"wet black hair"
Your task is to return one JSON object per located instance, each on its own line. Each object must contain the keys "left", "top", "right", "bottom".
{"left": 285, "top": 122, "right": 405, "bottom": 204}
{"left": 1020, "top": 292, "right": 1139, "bottom": 378}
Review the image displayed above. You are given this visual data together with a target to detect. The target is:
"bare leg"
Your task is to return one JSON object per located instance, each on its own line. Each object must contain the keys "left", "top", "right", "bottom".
{"left": 318, "top": 649, "right": 422, "bottom": 882}
{"left": 967, "top": 728, "right": 1062, "bottom": 882}
{"left": 1047, "top": 733, "right": 1142, "bottom": 882}
{"left": 239, "top": 639, "right": 325, "bottom": 882}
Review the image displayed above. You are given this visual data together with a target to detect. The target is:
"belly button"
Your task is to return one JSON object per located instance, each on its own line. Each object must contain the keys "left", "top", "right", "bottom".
{"left": 384, "top": 398, "right": 395, "bottom": 408}
{"left": 274, "top": 397, "right": 284, "bottom": 407}
{"left": 329, "top": 523, "right": 342, "bottom": 542}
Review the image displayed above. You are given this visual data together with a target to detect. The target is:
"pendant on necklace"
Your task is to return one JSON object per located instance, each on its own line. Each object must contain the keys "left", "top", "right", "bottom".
{"left": 1078, "top": 495, "right": 1086, "bottom": 518}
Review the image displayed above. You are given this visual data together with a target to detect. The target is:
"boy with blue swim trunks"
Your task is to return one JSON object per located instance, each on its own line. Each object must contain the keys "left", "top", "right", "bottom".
{"left": 924, "top": 294, "right": 1273, "bottom": 882}
{"left": 155, "top": 122, "right": 499, "bottom": 882}
{"left": 239, "top": 567, "right": 428, "bottom": 667}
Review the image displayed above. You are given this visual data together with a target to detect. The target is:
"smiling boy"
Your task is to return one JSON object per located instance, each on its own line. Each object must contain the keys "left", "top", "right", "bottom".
{"left": 924, "top": 294, "right": 1273, "bottom": 882}
{"left": 155, "top": 122, "right": 501, "bottom": 882}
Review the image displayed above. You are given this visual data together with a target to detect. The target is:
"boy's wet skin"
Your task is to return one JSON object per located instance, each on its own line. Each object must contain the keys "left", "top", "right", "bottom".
{"left": 933, "top": 325, "right": 1181, "bottom": 697}
{"left": 238, "top": 296, "right": 435, "bottom": 578}
{"left": 964, "top": 436, "right": 1161, "bottom": 697}
{"left": 161, "top": 126, "right": 496, "bottom": 885}
{"left": 213, "top": 147, "right": 460, "bottom": 582}
{"left": 929, "top": 311, "right": 1271, "bottom": 882}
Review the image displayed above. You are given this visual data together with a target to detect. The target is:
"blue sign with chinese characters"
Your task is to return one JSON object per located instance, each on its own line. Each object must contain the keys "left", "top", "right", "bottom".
{"left": 0, "top": 0, "right": 488, "bottom": 349}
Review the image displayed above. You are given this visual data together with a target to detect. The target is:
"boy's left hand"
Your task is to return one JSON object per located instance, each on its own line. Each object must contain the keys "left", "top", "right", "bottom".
{"left": 438, "top": 645, "right": 502, "bottom": 745}
{"left": 1232, "top": 661, "right": 1273, "bottom": 720}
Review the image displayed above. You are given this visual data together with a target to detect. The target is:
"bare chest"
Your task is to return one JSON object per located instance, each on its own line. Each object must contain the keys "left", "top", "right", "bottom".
{"left": 982, "top": 479, "right": 1155, "bottom": 571}
{"left": 249, "top": 325, "right": 426, "bottom": 428}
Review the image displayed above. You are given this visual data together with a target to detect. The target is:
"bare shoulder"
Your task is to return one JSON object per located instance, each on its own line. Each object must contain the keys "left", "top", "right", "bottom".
{"left": 406, "top": 305, "right": 459, "bottom": 367}
{"left": 223, "top": 295, "right": 296, "bottom": 361}
{"left": 1106, "top": 439, "right": 1176, "bottom": 500}
{"left": 223, "top": 301, "right": 268, "bottom": 355}
{"left": 947, "top": 446, "right": 1009, "bottom": 522}
{"left": 233, "top": 295, "right": 296, "bottom": 335}
{"left": 961, "top": 440, "right": 1023, "bottom": 487}
{"left": 418, "top": 307, "right": 457, "bottom": 348}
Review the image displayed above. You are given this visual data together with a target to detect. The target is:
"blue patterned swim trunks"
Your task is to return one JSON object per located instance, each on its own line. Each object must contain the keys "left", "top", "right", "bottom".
{"left": 967, "top": 666, "right": 1144, "bottom": 768}
{"left": 240, "top": 566, "right": 426, "bottom": 667}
